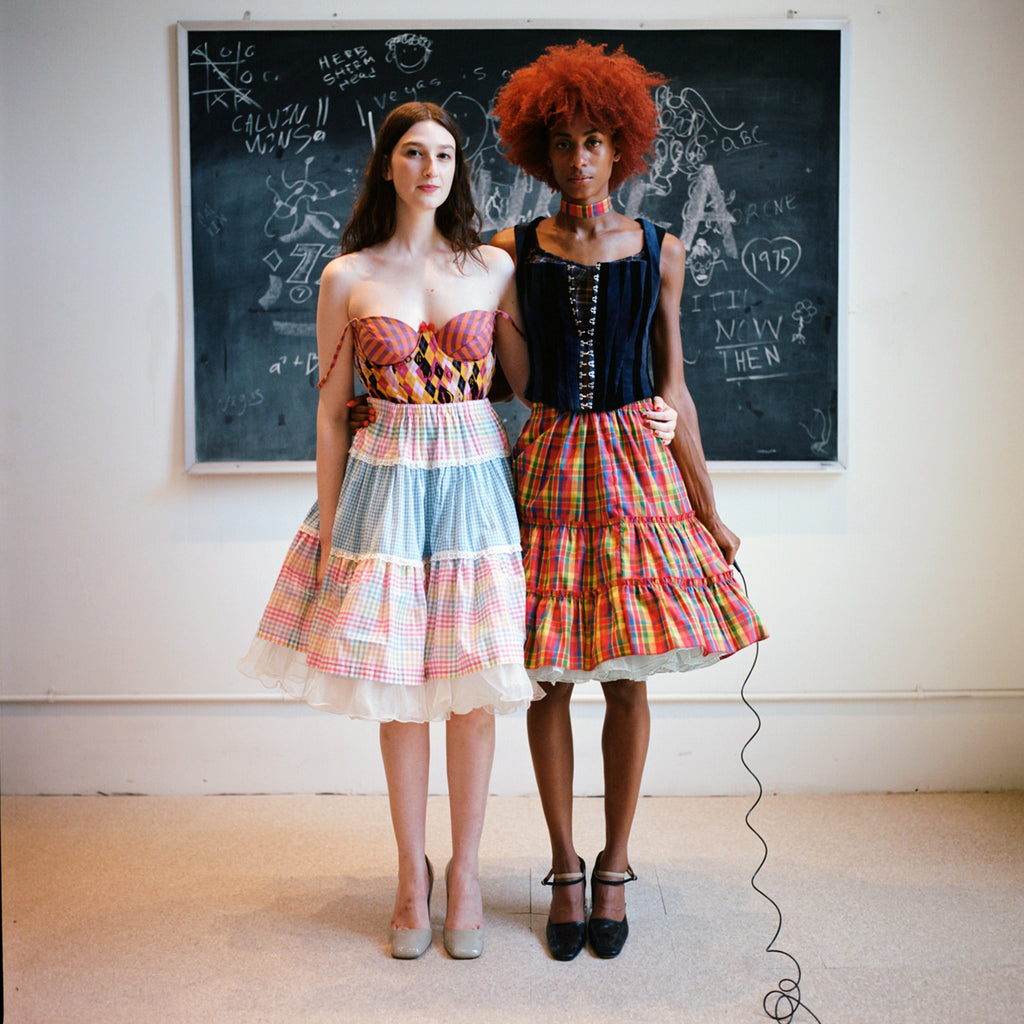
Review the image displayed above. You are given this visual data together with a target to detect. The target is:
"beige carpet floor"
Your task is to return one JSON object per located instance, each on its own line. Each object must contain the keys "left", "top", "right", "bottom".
{"left": 3, "top": 792, "right": 1023, "bottom": 1023}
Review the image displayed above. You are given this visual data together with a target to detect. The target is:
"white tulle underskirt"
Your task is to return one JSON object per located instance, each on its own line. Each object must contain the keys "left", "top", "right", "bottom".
{"left": 529, "top": 646, "right": 721, "bottom": 685}
{"left": 239, "top": 636, "right": 541, "bottom": 723}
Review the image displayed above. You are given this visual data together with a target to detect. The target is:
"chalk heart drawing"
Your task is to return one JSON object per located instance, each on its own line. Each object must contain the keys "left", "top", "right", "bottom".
{"left": 740, "top": 236, "right": 802, "bottom": 293}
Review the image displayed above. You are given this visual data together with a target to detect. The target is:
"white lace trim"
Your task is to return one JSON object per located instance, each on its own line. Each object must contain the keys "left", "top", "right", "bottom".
{"left": 349, "top": 448, "right": 508, "bottom": 471}
{"left": 239, "top": 637, "right": 541, "bottom": 722}
{"left": 294, "top": 523, "right": 521, "bottom": 567}
{"left": 529, "top": 648, "right": 720, "bottom": 684}
{"left": 323, "top": 544, "right": 523, "bottom": 569}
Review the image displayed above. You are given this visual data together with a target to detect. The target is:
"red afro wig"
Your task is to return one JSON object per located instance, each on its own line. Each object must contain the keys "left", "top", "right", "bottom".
{"left": 491, "top": 40, "right": 666, "bottom": 192}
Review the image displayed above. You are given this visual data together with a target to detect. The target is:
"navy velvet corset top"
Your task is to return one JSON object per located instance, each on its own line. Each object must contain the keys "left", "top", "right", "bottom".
{"left": 513, "top": 217, "right": 664, "bottom": 412}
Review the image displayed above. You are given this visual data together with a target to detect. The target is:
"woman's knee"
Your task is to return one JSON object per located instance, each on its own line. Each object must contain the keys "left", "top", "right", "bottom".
{"left": 537, "top": 680, "right": 575, "bottom": 704}
{"left": 449, "top": 706, "right": 495, "bottom": 734}
{"left": 601, "top": 680, "right": 649, "bottom": 714}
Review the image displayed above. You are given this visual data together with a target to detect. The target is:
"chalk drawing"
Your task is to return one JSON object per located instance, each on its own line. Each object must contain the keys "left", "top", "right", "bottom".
{"left": 790, "top": 300, "right": 817, "bottom": 344}
{"left": 688, "top": 236, "right": 727, "bottom": 287}
{"left": 263, "top": 156, "right": 342, "bottom": 242}
{"left": 799, "top": 408, "right": 832, "bottom": 455}
{"left": 190, "top": 41, "right": 260, "bottom": 112}
{"left": 198, "top": 204, "right": 228, "bottom": 238}
{"left": 385, "top": 33, "right": 433, "bottom": 74}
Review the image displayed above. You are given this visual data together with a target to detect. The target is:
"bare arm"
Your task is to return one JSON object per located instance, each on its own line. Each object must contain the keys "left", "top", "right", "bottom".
{"left": 315, "top": 258, "right": 356, "bottom": 583}
{"left": 650, "top": 233, "right": 739, "bottom": 564}
{"left": 494, "top": 273, "right": 530, "bottom": 402}
{"left": 487, "top": 230, "right": 530, "bottom": 403}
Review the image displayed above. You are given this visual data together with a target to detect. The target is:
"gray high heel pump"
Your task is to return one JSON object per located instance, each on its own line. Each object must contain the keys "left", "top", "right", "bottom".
{"left": 443, "top": 861, "right": 484, "bottom": 959}
{"left": 390, "top": 857, "right": 434, "bottom": 959}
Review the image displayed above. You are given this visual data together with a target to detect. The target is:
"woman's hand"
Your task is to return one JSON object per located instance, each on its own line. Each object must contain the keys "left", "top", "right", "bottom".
{"left": 703, "top": 515, "right": 741, "bottom": 565}
{"left": 643, "top": 396, "right": 677, "bottom": 444}
{"left": 347, "top": 396, "right": 375, "bottom": 431}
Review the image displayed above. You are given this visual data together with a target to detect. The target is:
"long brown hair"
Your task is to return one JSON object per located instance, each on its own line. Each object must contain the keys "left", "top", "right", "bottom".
{"left": 341, "top": 102, "right": 482, "bottom": 265}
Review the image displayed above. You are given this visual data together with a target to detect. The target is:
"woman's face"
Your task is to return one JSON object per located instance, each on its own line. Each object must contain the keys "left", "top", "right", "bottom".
{"left": 547, "top": 116, "right": 620, "bottom": 201}
{"left": 384, "top": 119, "right": 458, "bottom": 211}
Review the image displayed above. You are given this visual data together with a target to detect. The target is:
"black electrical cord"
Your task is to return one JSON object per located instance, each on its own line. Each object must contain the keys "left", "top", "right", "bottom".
{"left": 734, "top": 561, "right": 822, "bottom": 1024}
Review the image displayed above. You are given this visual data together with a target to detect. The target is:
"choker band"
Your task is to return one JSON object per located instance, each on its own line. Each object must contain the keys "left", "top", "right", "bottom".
{"left": 560, "top": 196, "right": 613, "bottom": 219}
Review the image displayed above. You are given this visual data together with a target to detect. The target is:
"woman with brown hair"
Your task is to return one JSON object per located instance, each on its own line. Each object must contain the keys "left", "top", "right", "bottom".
{"left": 241, "top": 102, "right": 538, "bottom": 960}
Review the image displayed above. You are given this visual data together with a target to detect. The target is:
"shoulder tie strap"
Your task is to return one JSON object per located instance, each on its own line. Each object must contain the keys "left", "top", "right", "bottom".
{"left": 316, "top": 318, "right": 356, "bottom": 390}
{"left": 494, "top": 307, "right": 524, "bottom": 337}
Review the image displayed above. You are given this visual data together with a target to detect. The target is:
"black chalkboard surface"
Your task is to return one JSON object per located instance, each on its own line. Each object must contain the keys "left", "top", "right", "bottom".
{"left": 179, "top": 21, "right": 846, "bottom": 471}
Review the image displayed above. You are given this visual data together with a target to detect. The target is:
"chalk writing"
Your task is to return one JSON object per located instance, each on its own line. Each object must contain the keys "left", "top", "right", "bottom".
{"left": 730, "top": 193, "right": 798, "bottom": 226}
{"left": 365, "top": 76, "right": 444, "bottom": 113}
{"left": 741, "top": 236, "right": 802, "bottom": 292}
{"left": 232, "top": 101, "right": 327, "bottom": 155}
{"left": 269, "top": 352, "right": 319, "bottom": 377}
{"left": 718, "top": 343, "right": 786, "bottom": 382}
{"left": 286, "top": 243, "right": 327, "bottom": 285}
{"left": 716, "top": 317, "right": 784, "bottom": 346}
{"left": 319, "top": 47, "right": 377, "bottom": 90}
{"left": 218, "top": 389, "right": 264, "bottom": 418}
{"left": 680, "top": 165, "right": 739, "bottom": 258}
{"left": 620, "top": 84, "right": 750, "bottom": 259}
{"left": 689, "top": 288, "right": 755, "bottom": 313}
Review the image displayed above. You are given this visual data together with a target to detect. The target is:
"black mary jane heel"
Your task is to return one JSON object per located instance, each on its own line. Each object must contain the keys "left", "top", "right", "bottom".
{"left": 541, "top": 857, "right": 587, "bottom": 961}
{"left": 587, "top": 850, "right": 637, "bottom": 959}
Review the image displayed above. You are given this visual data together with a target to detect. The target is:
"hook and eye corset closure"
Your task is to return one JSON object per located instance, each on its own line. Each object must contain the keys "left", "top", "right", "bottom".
{"left": 513, "top": 218, "right": 665, "bottom": 413}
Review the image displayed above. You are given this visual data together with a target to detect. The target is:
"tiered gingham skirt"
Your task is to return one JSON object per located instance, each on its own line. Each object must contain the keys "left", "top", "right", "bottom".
{"left": 239, "top": 398, "right": 537, "bottom": 722}
{"left": 514, "top": 400, "right": 768, "bottom": 683}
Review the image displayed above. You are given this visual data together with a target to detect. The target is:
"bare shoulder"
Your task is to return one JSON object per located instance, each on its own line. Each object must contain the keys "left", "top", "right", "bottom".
{"left": 488, "top": 227, "right": 518, "bottom": 259}
{"left": 320, "top": 251, "right": 364, "bottom": 291}
{"left": 480, "top": 243, "right": 515, "bottom": 275}
{"left": 658, "top": 231, "right": 687, "bottom": 278}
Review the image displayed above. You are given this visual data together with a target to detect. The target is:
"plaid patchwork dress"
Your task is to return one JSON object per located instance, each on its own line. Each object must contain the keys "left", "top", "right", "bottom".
{"left": 513, "top": 219, "right": 767, "bottom": 682}
{"left": 239, "top": 311, "right": 536, "bottom": 722}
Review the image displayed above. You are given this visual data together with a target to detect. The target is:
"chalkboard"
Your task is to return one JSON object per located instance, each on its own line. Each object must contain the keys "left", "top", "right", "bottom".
{"left": 178, "top": 20, "right": 847, "bottom": 471}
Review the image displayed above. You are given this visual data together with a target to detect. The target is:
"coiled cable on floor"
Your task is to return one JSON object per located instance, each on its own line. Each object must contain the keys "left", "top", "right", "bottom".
{"left": 734, "top": 561, "right": 822, "bottom": 1024}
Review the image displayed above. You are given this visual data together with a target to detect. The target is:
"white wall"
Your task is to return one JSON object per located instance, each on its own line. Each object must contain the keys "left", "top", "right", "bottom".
{"left": 2, "top": 1, "right": 1023, "bottom": 796}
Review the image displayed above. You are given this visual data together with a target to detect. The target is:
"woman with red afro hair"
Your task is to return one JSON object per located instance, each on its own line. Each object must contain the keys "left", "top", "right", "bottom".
{"left": 490, "top": 39, "right": 663, "bottom": 193}
{"left": 488, "top": 42, "right": 767, "bottom": 962}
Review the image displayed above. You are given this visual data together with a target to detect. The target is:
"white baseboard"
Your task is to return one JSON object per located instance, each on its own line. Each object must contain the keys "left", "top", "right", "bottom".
{"left": 2, "top": 690, "right": 1022, "bottom": 795}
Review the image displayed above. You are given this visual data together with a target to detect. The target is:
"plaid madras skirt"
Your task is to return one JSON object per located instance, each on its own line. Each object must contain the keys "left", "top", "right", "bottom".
{"left": 514, "top": 401, "right": 767, "bottom": 682}
{"left": 239, "top": 398, "right": 536, "bottom": 722}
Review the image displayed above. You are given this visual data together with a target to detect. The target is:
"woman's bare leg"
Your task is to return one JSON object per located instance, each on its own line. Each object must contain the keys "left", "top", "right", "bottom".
{"left": 444, "top": 707, "right": 495, "bottom": 930}
{"left": 379, "top": 721, "right": 432, "bottom": 930}
{"left": 527, "top": 680, "right": 584, "bottom": 924}
{"left": 592, "top": 679, "right": 650, "bottom": 921}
